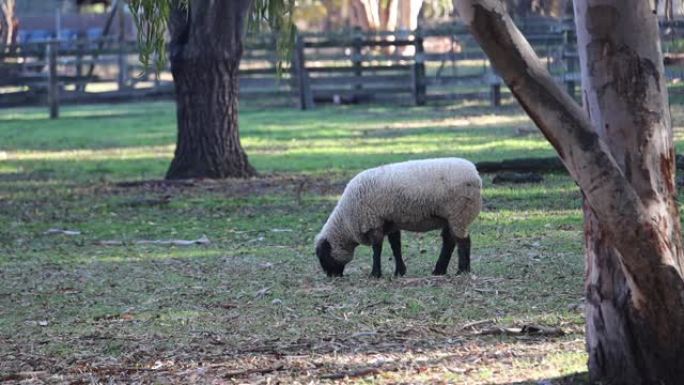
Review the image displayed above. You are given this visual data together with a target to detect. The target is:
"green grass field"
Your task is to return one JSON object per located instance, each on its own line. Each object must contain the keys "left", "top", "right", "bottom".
{"left": 2, "top": 100, "right": 682, "bottom": 383}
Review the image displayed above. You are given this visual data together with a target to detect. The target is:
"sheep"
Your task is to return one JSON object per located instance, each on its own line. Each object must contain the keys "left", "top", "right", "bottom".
{"left": 315, "top": 158, "right": 482, "bottom": 278}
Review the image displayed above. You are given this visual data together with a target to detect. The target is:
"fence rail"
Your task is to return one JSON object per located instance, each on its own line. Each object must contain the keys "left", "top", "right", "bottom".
{"left": 2, "top": 20, "right": 684, "bottom": 116}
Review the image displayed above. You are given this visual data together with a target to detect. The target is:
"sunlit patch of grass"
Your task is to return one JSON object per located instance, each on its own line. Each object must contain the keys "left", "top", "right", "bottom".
{"left": 6, "top": 145, "right": 174, "bottom": 161}
{"left": 0, "top": 163, "right": 19, "bottom": 174}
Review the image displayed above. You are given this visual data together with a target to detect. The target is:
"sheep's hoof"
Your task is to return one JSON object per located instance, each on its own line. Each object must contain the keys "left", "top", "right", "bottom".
{"left": 370, "top": 270, "right": 382, "bottom": 278}
{"left": 456, "top": 268, "right": 470, "bottom": 275}
{"left": 432, "top": 269, "right": 447, "bottom": 276}
{"left": 394, "top": 266, "right": 406, "bottom": 277}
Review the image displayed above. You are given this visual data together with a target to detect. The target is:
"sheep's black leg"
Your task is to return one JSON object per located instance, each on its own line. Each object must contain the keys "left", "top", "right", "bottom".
{"left": 371, "top": 241, "right": 383, "bottom": 278}
{"left": 456, "top": 235, "right": 471, "bottom": 273}
{"left": 388, "top": 231, "right": 406, "bottom": 276}
{"left": 433, "top": 227, "right": 456, "bottom": 275}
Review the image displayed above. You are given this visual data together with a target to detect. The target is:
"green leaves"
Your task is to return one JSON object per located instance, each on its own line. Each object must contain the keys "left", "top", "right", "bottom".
{"left": 129, "top": 0, "right": 183, "bottom": 73}
{"left": 129, "top": 0, "right": 296, "bottom": 73}
{"left": 249, "top": 0, "right": 297, "bottom": 74}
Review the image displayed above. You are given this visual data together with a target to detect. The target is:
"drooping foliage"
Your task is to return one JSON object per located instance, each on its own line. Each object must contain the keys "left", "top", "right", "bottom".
{"left": 129, "top": 0, "right": 296, "bottom": 72}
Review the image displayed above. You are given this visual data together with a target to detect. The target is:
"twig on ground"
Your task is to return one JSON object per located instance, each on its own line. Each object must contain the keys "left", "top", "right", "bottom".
{"left": 320, "top": 367, "right": 387, "bottom": 380}
{"left": 0, "top": 371, "right": 48, "bottom": 381}
{"left": 461, "top": 319, "right": 495, "bottom": 330}
{"left": 97, "top": 235, "right": 210, "bottom": 246}
{"left": 223, "top": 364, "right": 285, "bottom": 379}
{"left": 475, "top": 324, "right": 565, "bottom": 337}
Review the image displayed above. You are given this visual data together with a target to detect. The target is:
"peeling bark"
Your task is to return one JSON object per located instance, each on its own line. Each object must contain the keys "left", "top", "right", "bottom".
{"left": 455, "top": 0, "right": 684, "bottom": 383}
{"left": 166, "top": 0, "right": 256, "bottom": 179}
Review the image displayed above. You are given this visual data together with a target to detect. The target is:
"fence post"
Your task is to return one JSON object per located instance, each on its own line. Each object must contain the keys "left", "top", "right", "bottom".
{"left": 294, "top": 33, "right": 314, "bottom": 110}
{"left": 490, "top": 80, "right": 501, "bottom": 107}
{"left": 47, "top": 41, "right": 59, "bottom": 119}
{"left": 117, "top": 0, "right": 128, "bottom": 90}
{"left": 562, "top": 27, "right": 576, "bottom": 100}
{"left": 352, "top": 27, "right": 363, "bottom": 101}
{"left": 565, "top": 54, "right": 576, "bottom": 99}
{"left": 412, "top": 29, "right": 426, "bottom": 106}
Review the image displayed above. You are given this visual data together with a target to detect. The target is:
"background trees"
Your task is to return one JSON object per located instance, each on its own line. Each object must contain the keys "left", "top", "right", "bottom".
{"left": 455, "top": 0, "right": 684, "bottom": 383}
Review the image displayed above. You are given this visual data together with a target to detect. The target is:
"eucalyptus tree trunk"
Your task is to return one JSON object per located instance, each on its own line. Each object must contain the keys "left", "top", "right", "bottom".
{"left": 0, "top": 0, "right": 16, "bottom": 47}
{"left": 166, "top": 0, "right": 256, "bottom": 179}
{"left": 454, "top": 0, "right": 684, "bottom": 383}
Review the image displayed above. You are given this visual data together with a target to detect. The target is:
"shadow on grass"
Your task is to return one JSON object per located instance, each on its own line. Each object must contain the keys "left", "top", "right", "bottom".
{"left": 492, "top": 372, "right": 590, "bottom": 384}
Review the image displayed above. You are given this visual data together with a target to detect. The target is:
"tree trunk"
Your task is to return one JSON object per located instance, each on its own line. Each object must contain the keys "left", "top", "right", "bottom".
{"left": 575, "top": 2, "right": 684, "bottom": 383}
{"left": 166, "top": 0, "right": 256, "bottom": 180}
{"left": 454, "top": 0, "right": 684, "bottom": 383}
{"left": 0, "top": 0, "right": 16, "bottom": 47}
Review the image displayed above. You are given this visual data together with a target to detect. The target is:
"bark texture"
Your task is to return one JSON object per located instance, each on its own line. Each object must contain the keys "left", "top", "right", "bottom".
{"left": 454, "top": 0, "right": 684, "bottom": 383}
{"left": 166, "top": 0, "right": 256, "bottom": 179}
{"left": 575, "top": 2, "right": 684, "bottom": 383}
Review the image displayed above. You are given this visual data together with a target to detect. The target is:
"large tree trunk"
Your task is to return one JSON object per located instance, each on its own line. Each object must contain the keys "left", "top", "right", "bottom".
{"left": 454, "top": 0, "right": 684, "bottom": 383}
{"left": 575, "top": 2, "right": 684, "bottom": 383}
{"left": 166, "top": 0, "right": 256, "bottom": 180}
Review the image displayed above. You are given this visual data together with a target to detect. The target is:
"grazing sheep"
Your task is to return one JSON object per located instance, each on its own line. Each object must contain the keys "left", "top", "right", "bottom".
{"left": 315, "top": 158, "right": 482, "bottom": 278}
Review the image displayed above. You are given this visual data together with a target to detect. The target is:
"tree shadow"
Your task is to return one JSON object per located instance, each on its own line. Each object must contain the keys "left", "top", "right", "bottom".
{"left": 492, "top": 372, "right": 590, "bottom": 384}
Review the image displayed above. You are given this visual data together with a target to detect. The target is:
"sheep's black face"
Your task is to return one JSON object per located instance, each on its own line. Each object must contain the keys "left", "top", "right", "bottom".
{"left": 316, "top": 238, "right": 346, "bottom": 277}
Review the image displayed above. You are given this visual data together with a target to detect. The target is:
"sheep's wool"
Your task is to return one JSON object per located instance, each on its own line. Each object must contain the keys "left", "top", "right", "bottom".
{"left": 318, "top": 158, "right": 482, "bottom": 262}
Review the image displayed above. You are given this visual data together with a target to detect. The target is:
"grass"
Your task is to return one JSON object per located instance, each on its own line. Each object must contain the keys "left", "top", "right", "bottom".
{"left": 3, "top": 99, "right": 683, "bottom": 383}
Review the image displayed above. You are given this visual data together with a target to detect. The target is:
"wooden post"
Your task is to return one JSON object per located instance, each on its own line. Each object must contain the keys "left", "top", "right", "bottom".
{"left": 565, "top": 55, "right": 576, "bottom": 100}
{"left": 47, "top": 41, "right": 59, "bottom": 119}
{"left": 75, "top": 35, "right": 84, "bottom": 92}
{"left": 293, "top": 33, "right": 314, "bottom": 110}
{"left": 487, "top": 70, "right": 501, "bottom": 107}
{"left": 490, "top": 81, "right": 501, "bottom": 107}
{"left": 412, "top": 29, "right": 426, "bottom": 106}
{"left": 352, "top": 27, "right": 363, "bottom": 101}
{"left": 562, "top": 27, "right": 576, "bottom": 100}
{"left": 117, "top": 0, "right": 127, "bottom": 90}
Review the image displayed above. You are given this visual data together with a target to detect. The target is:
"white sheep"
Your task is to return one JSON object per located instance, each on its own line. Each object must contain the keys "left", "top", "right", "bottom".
{"left": 315, "top": 158, "right": 482, "bottom": 278}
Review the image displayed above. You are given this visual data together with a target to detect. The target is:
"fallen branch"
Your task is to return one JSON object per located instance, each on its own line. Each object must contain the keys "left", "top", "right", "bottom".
{"left": 97, "top": 235, "right": 210, "bottom": 246}
{"left": 476, "top": 324, "right": 565, "bottom": 337}
{"left": 461, "top": 319, "right": 495, "bottom": 330}
{"left": 44, "top": 228, "right": 81, "bottom": 236}
{"left": 476, "top": 154, "right": 684, "bottom": 174}
{"left": 223, "top": 364, "right": 285, "bottom": 379}
{"left": 476, "top": 157, "right": 564, "bottom": 173}
{"left": 0, "top": 371, "right": 48, "bottom": 382}
{"left": 320, "top": 367, "right": 385, "bottom": 380}
{"left": 492, "top": 172, "right": 543, "bottom": 184}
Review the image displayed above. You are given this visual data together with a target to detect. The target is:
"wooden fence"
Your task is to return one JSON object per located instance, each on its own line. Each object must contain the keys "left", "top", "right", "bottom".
{"left": 1, "top": 19, "right": 683, "bottom": 116}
